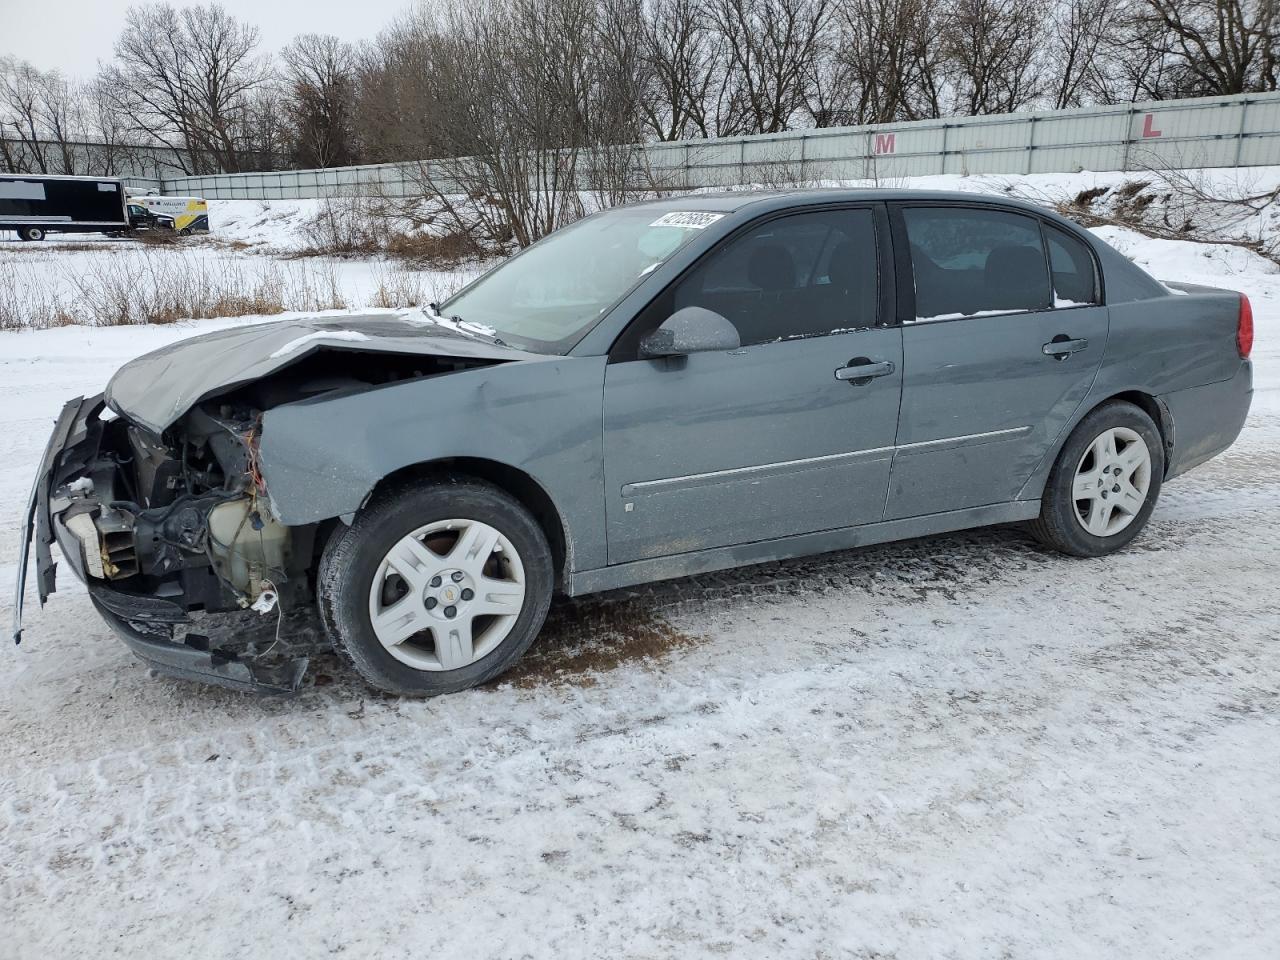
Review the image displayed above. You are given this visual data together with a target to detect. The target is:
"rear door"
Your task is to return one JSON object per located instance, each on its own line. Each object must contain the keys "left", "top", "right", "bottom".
{"left": 886, "top": 204, "right": 1108, "bottom": 519}
{"left": 602, "top": 205, "right": 902, "bottom": 564}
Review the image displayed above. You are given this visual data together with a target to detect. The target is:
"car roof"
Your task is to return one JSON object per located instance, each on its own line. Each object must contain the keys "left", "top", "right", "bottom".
{"left": 626, "top": 187, "right": 1056, "bottom": 217}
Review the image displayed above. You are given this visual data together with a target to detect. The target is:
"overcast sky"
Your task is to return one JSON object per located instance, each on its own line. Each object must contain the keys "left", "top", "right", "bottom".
{"left": 2, "top": 0, "right": 414, "bottom": 79}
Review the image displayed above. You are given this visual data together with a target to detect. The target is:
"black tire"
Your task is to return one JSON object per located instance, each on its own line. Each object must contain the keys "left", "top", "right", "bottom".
{"left": 1029, "top": 400, "right": 1165, "bottom": 557}
{"left": 18, "top": 227, "right": 45, "bottom": 241}
{"left": 317, "top": 475, "right": 554, "bottom": 696}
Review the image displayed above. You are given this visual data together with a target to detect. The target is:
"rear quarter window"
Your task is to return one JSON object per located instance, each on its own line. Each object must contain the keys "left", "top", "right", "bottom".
{"left": 1045, "top": 225, "right": 1100, "bottom": 306}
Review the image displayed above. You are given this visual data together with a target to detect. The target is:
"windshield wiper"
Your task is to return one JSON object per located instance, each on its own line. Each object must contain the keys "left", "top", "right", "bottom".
{"left": 423, "top": 304, "right": 507, "bottom": 347}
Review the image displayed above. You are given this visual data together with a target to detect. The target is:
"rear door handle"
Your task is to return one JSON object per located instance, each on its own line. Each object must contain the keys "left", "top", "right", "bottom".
{"left": 835, "top": 358, "right": 895, "bottom": 383}
{"left": 1042, "top": 336, "right": 1089, "bottom": 358}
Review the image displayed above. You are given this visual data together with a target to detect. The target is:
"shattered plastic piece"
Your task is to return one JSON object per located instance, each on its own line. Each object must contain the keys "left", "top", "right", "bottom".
{"left": 251, "top": 590, "right": 278, "bottom": 615}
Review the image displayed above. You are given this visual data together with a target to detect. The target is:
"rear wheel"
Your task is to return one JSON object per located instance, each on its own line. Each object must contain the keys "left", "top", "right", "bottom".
{"left": 18, "top": 227, "right": 45, "bottom": 241}
{"left": 1029, "top": 401, "right": 1164, "bottom": 557}
{"left": 318, "top": 476, "right": 554, "bottom": 696}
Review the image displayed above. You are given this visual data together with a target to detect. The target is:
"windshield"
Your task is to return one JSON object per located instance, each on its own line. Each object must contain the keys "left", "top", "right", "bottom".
{"left": 440, "top": 207, "right": 723, "bottom": 353}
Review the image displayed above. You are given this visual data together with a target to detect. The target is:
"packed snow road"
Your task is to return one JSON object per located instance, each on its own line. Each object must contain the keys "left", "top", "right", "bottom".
{"left": 2, "top": 263, "right": 1279, "bottom": 958}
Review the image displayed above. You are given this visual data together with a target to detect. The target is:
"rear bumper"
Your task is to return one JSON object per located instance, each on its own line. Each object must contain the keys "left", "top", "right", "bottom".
{"left": 13, "top": 395, "right": 307, "bottom": 694}
{"left": 1162, "top": 360, "right": 1253, "bottom": 478}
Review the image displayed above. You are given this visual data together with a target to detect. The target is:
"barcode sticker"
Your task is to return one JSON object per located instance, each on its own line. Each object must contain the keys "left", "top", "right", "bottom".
{"left": 649, "top": 211, "right": 724, "bottom": 229}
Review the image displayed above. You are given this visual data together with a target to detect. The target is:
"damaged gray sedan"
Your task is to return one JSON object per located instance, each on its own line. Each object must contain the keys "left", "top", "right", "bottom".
{"left": 14, "top": 190, "right": 1254, "bottom": 695}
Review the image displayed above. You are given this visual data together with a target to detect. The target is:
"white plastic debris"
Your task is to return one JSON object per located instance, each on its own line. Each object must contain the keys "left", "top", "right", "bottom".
{"left": 250, "top": 589, "right": 278, "bottom": 615}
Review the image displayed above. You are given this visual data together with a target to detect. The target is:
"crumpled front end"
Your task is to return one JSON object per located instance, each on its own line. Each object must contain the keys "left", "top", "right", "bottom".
{"left": 14, "top": 394, "right": 310, "bottom": 693}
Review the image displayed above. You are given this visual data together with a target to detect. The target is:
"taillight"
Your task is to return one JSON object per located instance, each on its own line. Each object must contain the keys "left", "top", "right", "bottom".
{"left": 1238, "top": 294, "right": 1254, "bottom": 359}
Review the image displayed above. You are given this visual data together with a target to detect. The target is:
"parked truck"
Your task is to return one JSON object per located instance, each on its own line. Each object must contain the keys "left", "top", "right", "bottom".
{"left": 129, "top": 194, "right": 209, "bottom": 234}
{"left": 0, "top": 174, "right": 172, "bottom": 240}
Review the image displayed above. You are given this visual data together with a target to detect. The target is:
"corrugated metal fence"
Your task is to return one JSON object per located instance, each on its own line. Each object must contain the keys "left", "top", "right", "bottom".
{"left": 138, "top": 91, "right": 1280, "bottom": 200}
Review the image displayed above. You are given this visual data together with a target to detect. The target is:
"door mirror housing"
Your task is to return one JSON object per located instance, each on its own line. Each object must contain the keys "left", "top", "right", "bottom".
{"left": 638, "top": 306, "right": 740, "bottom": 359}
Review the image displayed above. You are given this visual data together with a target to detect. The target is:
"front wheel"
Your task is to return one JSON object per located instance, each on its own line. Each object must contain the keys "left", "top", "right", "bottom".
{"left": 18, "top": 226, "right": 45, "bottom": 241}
{"left": 318, "top": 476, "right": 554, "bottom": 696}
{"left": 1029, "top": 401, "right": 1165, "bottom": 557}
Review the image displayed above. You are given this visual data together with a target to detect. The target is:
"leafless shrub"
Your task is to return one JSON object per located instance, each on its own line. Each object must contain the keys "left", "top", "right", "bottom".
{"left": 299, "top": 196, "right": 386, "bottom": 255}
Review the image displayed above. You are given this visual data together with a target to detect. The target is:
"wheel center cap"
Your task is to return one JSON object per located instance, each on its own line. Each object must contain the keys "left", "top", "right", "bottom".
{"left": 424, "top": 568, "right": 475, "bottom": 620}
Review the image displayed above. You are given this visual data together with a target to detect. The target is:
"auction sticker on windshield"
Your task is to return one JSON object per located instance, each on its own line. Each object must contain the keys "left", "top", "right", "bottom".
{"left": 649, "top": 211, "right": 725, "bottom": 229}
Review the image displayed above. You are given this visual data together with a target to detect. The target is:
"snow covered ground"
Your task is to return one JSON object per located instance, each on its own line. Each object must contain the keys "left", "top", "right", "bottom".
{"left": 2, "top": 175, "right": 1279, "bottom": 958}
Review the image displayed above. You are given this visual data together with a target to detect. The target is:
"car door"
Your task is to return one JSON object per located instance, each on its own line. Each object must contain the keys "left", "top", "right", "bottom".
{"left": 601, "top": 206, "right": 903, "bottom": 565}
{"left": 885, "top": 203, "right": 1109, "bottom": 520}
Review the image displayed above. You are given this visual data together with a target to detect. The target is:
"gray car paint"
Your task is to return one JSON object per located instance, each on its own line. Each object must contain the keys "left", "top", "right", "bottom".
{"left": 886, "top": 305, "right": 1110, "bottom": 519}
{"left": 104, "top": 311, "right": 539, "bottom": 435}
{"left": 258, "top": 355, "right": 610, "bottom": 571}
{"left": 603, "top": 326, "right": 904, "bottom": 563}
{"left": 97, "top": 188, "right": 1252, "bottom": 600}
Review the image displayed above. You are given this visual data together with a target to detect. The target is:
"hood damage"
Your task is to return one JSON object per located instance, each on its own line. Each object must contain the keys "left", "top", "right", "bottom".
{"left": 105, "top": 310, "right": 535, "bottom": 435}
{"left": 15, "top": 310, "right": 538, "bottom": 693}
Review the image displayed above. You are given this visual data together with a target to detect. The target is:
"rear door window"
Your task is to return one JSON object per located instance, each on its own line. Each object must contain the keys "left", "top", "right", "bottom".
{"left": 903, "top": 207, "right": 1051, "bottom": 321}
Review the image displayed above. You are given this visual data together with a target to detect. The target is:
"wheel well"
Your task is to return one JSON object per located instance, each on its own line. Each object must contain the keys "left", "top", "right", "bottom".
{"left": 365, "top": 458, "right": 570, "bottom": 588}
{"left": 1104, "top": 390, "right": 1171, "bottom": 451}
{"left": 1017, "top": 388, "right": 1173, "bottom": 502}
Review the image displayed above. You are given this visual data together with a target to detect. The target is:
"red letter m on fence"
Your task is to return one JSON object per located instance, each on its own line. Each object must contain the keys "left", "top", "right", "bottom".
{"left": 873, "top": 133, "right": 896, "bottom": 155}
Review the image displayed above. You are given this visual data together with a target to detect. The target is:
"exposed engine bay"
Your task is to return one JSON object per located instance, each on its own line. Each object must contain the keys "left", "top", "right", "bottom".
{"left": 17, "top": 321, "right": 522, "bottom": 692}
{"left": 67, "top": 402, "right": 302, "bottom": 612}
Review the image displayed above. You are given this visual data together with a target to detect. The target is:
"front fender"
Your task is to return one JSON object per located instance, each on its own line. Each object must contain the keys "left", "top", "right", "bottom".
{"left": 257, "top": 356, "right": 608, "bottom": 572}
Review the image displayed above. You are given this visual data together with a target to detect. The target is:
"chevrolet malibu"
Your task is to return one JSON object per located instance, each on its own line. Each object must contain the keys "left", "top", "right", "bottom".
{"left": 14, "top": 190, "right": 1254, "bottom": 695}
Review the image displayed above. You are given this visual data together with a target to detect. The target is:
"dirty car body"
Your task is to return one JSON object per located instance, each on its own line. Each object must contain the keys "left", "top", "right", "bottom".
{"left": 14, "top": 190, "right": 1254, "bottom": 694}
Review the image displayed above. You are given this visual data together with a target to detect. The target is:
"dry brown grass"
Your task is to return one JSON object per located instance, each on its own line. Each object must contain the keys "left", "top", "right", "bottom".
{"left": 0, "top": 249, "right": 349, "bottom": 330}
{"left": 384, "top": 229, "right": 482, "bottom": 265}
{"left": 295, "top": 197, "right": 488, "bottom": 267}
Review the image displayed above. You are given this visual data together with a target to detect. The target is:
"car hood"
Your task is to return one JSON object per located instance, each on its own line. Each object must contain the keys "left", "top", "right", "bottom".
{"left": 105, "top": 310, "right": 540, "bottom": 434}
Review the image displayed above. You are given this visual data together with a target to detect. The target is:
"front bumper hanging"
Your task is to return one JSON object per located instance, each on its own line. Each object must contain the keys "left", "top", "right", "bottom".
{"left": 13, "top": 394, "right": 308, "bottom": 694}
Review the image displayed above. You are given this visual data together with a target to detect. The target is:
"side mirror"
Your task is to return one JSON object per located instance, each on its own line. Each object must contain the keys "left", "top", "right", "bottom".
{"left": 638, "top": 306, "right": 740, "bottom": 359}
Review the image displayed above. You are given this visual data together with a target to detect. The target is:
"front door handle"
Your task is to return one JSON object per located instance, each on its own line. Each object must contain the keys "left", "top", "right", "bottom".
{"left": 1042, "top": 335, "right": 1089, "bottom": 359}
{"left": 835, "top": 358, "right": 895, "bottom": 383}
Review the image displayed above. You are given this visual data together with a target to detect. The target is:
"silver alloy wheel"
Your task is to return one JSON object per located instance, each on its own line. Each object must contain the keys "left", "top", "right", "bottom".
{"left": 367, "top": 518, "right": 526, "bottom": 671}
{"left": 1072, "top": 426, "right": 1152, "bottom": 537}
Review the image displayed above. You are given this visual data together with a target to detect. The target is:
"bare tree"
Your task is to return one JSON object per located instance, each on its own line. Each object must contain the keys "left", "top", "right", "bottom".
{"left": 637, "top": 0, "right": 723, "bottom": 139}
{"left": 1139, "top": 0, "right": 1279, "bottom": 97}
{"left": 1045, "top": 0, "right": 1128, "bottom": 108}
{"left": 106, "top": 2, "right": 270, "bottom": 173}
{"left": 353, "top": 9, "right": 454, "bottom": 163}
{"left": 707, "top": 0, "right": 832, "bottom": 134}
{"left": 412, "top": 0, "right": 590, "bottom": 247}
{"left": 829, "top": 0, "right": 945, "bottom": 123}
{"left": 0, "top": 59, "right": 94, "bottom": 174}
{"left": 941, "top": 0, "right": 1047, "bottom": 115}
{"left": 0, "top": 58, "right": 54, "bottom": 172}
{"left": 281, "top": 34, "right": 360, "bottom": 168}
{"left": 84, "top": 74, "right": 132, "bottom": 175}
